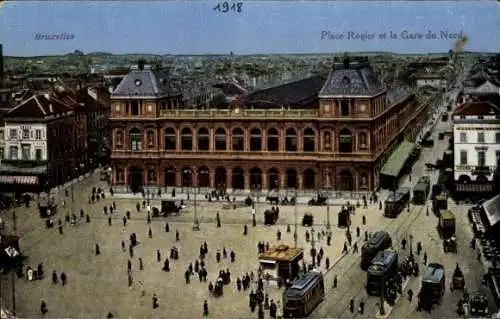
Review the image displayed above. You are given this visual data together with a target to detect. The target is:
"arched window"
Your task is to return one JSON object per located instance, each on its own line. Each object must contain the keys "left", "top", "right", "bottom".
{"left": 250, "top": 128, "right": 262, "bottom": 151}
{"left": 181, "top": 167, "right": 192, "bottom": 187}
{"left": 250, "top": 167, "right": 262, "bottom": 190}
{"left": 232, "top": 167, "right": 245, "bottom": 189}
{"left": 115, "top": 167, "right": 124, "bottom": 183}
{"left": 303, "top": 169, "right": 316, "bottom": 189}
{"left": 359, "top": 132, "right": 368, "bottom": 149}
{"left": 147, "top": 131, "right": 155, "bottom": 148}
{"left": 267, "top": 128, "right": 279, "bottom": 151}
{"left": 215, "top": 128, "right": 227, "bottom": 151}
{"left": 129, "top": 128, "right": 142, "bottom": 151}
{"left": 164, "top": 167, "right": 176, "bottom": 186}
{"left": 285, "top": 128, "right": 297, "bottom": 152}
{"left": 114, "top": 131, "right": 124, "bottom": 148}
{"left": 198, "top": 167, "right": 210, "bottom": 187}
{"left": 232, "top": 128, "right": 244, "bottom": 151}
{"left": 303, "top": 128, "right": 315, "bottom": 152}
{"left": 164, "top": 127, "right": 176, "bottom": 151}
{"left": 286, "top": 169, "right": 297, "bottom": 189}
{"left": 215, "top": 167, "right": 227, "bottom": 187}
{"left": 339, "top": 128, "right": 353, "bottom": 153}
{"left": 268, "top": 168, "right": 279, "bottom": 190}
{"left": 181, "top": 127, "right": 193, "bottom": 151}
{"left": 197, "top": 127, "right": 209, "bottom": 151}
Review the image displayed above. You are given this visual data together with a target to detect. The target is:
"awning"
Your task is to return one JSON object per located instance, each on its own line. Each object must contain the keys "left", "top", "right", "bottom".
{"left": 482, "top": 195, "right": 500, "bottom": 228}
{"left": 380, "top": 141, "right": 415, "bottom": 178}
{"left": 0, "top": 175, "right": 39, "bottom": 185}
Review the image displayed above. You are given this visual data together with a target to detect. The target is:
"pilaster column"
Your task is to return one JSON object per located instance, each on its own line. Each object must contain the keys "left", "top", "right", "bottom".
{"left": 193, "top": 170, "right": 199, "bottom": 188}
{"left": 226, "top": 171, "right": 232, "bottom": 189}
{"left": 280, "top": 128, "right": 285, "bottom": 152}
{"left": 262, "top": 129, "right": 267, "bottom": 151}
{"left": 192, "top": 130, "right": 197, "bottom": 151}
{"left": 124, "top": 167, "right": 129, "bottom": 185}
{"left": 209, "top": 171, "right": 215, "bottom": 188}
{"left": 262, "top": 173, "right": 268, "bottom": 190}
{"left": 298, "top": 173, "right": 304, "bottom": 190}
{"left": 280, "top": 172, "right": 285, "bottom": 189}
{"left": 176, "top": 130, "right": 181, "bottom": 152}
{"left": 244, "top": 172, "right": 250, "bottom": 190}
{"left": 209, "top": 127, "right": 214, "bottom": 151}
{"left": 156, "top": 168, "right": 160, "bottom": 186}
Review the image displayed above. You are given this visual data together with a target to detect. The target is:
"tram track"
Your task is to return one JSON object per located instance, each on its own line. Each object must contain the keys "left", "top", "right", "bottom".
{"left": 311, "top": 203, "right": 425, "bottom": 318}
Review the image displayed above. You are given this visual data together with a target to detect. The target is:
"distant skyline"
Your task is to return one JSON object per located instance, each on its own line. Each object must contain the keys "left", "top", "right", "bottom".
{"left": 1, "top": 1, "right": 499, "bottom": 56}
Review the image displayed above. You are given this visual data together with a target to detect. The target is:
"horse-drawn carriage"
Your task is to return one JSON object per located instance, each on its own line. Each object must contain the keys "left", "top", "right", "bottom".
{"left": 266, "top": 192, "right": 279, "bottom": 205}
{"left": 264, "top": 208, "right": 279, "bottom": 225}
{"left": 443, "top": 236, "right": 457, "bottom": 253}
{"left": 451, "top": 264, "right": 465, "bottom": 291}
{"left": 338, "top": 208, "right": 351, "bottom": 228}
{"left": 308, "top": 194, "right": 327, "bottom": 206}
{"left": 280, "top": 196, "right": 296, "bottom": 206}
{"left": 158, "top": 200, "right": 182, "bottom": 217}
{"left": 302, "top": 213, "right": 314, "bottom": 227}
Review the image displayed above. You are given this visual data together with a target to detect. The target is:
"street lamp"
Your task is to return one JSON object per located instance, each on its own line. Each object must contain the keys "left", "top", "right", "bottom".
{"left": 311, "top": 228, "right": 316, "bottom": 267}
{"left": 379, "top": 277, "right": 386, "bottom": 316}
{"left": 326, "top": 200, "right": 331, "bottom": 232}
{"left": 293, "top": 191, "right": 298, "bottom": 248}
{"left": 192, "top": 167, "right": 200, "bottom": 231}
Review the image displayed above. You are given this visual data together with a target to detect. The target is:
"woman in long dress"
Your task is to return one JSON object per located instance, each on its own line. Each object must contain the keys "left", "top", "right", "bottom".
{"left": 27, "top": 267, "right": 33, "bottom": 281}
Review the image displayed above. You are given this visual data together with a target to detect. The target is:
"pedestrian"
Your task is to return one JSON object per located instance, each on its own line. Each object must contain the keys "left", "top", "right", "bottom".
{"left": 423, "top": 252, "right": 427, "bottom": 265}
{"left": 52, "top": 270, "right": 58, "bottom": 284}
{"left": 176, "top": 230, "right": 180, "bottom": 241}
{"left": 230, "top": 250, "right": 236, "bottom": 263}
{"left": 203, "top": 300, "right": 209, "bottom": 316}
{"left": 223, "top": 247, "right": 227, "bottom": 258}
{"left": 358, "top": 301, "right": 365, "bottom": 314}
{"left": 365, "top": 231, "right": 368, "bottom": 241}
{"left": 350, "top": 299, "right": 355, "bottom": 313}
{"left": 157, "top": 249, "right": 161, "bottom": 262}
{"left": 121, "top": 241, "right": 125, "bottom": 252}
{"left": 216, "top": 212, "right": 221, "bottom": 228}
{"left": 356, "top": 226, "right": 360, "bottom": 237}
{"left": 163, "top": 258, "right": 170, "bottom": 272}
{"left": 126, "top": 211, "right": 131, "bottom": 219}
{"left": 123, "top": 216, "right": 127, "bottom": 227}
{"left": 108, "top": 216, "right": 112, "bottom": 226}
{"left": 86, "top": 214, "right": 90, "bottom": 223}
{"left": 147, "top": 212, "right": 151, "bottom": 224}
{"left": 139, "top": 258, "right": 144, "bottom": 270}
{"left": 58, "top": 225, "right": 63, "bottom": 235}
{"left": 276, "top": 229, "right": 281, "bottom": 241}
{"left": 243, "top": 224, "right": 248, "bottom": 236}
{"left": 333, "top": 275, "right": 338, "bottom": 288}
{"left": 152, "top": 293, "right": 159, "bottom": 309}
{"left": 417, "top": 242, "right": 422, "bottom": 255}
{"left": 353, "top": 242, "right": 358, "bottom": 253}
{"left": 95, "top": 243, "right": 101, "bottom": 255}
{"left": 270, "top": 300, "right": 277, "bottom": 318}
{"left": 60, "top": 272, "right": 67, "bottom": 285}
{"left": 408, "top": 289, "right": 413, "bottom": 301}
{"left": 327, "top": 234, "right": 331, "bottom": 246}
{"left": 325, "top": 257, "right": 330, "bottom": 270}
{"left": 216, "top": 250, "right": 221, "bottom": 263}
{"left": 129, "top": 244, "right": 134, "bottom": 258}
{"left": 237, "top": 277, "right": 242, "bottom": 291}
{"left": 104, "top": 206, "right": 108, "bottom": 215}
{"left": 127, "top": 259, "right": 132, "bottom": 271}
{"left": 40, "top": 299, "right": 48, "bottom": 315}
{"left": 113, "top": 201, "right": 116, "bottom": 210}
{"left": 165, "top": 222, "right": 169, "bottom": 232}
{"left": 80, "top": 209, "right": 84, "bottom": 219}
{"left": 148, "top": 227, "right": 153, "bottom": 238}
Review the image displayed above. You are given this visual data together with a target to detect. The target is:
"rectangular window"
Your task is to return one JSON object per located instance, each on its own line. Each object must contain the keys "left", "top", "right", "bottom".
{"left": 478, "top": 151, "right": 486, "bottom": 167}
{"left": 9, "top": 129, "right": 17, "bottom": 139}
{"left": 35, "top": 129, "right": 42, "bottom": 140}
{"left": 459, "top": 132, "right": 467, "bottom": 143}
{"left": 22, "top": 129, "right": 29, "bottom": 139}
{"left": 35, "top": 148, "right": 42, "bottom": 161}
{"left": 478, "top": 132, "right": 485, "bottom": 143}
{"left": 21, "top": 144, "right": 31, "bottom": 160}
{"left": 9, "top": 146, "right": 18, "bottom": 160}
{"left": 460, "top": 150, "right": 467, "bottom": 165}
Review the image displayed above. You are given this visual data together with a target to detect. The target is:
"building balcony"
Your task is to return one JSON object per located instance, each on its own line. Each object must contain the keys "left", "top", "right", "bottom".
{"left": 110, "top": 149, "right": 375, "bottom": 162}
{"left": 472, "top": 166, "right": 492, "bottom": 175}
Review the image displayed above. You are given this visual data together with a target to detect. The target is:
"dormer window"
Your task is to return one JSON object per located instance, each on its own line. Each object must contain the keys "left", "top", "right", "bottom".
{"left": 342, "top": 76, "right": 350, "bottom": 85}
{"left": 135, "top": 79, "right": 142, "bottom": 86}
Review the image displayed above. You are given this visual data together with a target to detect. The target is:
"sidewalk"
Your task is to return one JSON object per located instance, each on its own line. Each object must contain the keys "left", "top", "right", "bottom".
{"left": 48, "top": 168, "right": 99, "bottom": 195}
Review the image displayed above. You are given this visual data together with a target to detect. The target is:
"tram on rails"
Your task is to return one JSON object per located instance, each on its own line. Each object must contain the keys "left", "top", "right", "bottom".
{"left": 360, "top": 231, "right": 392, "bottom": 270}
{"left": 283, "top": 270, "right": 325, "bottom": 318}
{"left": 384, "top": 187, "right": 410, "bottom": 218}
{"left": 366, "top": 250, "right": 399, "bottom": 296}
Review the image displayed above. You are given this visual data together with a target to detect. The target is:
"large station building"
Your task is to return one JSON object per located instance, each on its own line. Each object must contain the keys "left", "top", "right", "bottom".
{"left": 109, "top": 58, "right": 430, "bottom": 193}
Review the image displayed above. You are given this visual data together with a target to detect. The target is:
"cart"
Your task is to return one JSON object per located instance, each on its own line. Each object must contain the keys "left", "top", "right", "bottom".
{"left": 443, "top": 237, "right": 457, "bottom": 253}
{"left": 451, "top": 264, "right": 465, "bottom": 291}
{"left": 302, "top": 213, "right": 313, "bottom": 227}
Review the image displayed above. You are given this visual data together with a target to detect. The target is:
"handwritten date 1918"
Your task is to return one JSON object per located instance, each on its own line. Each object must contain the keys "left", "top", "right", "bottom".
{"left": 213, "top": 2, "right": 243, "bottom": 13}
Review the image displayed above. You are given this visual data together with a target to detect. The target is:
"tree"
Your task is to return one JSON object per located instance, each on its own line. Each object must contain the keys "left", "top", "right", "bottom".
{"left": 343, "top": 52, "right": 351, "bottom": 69}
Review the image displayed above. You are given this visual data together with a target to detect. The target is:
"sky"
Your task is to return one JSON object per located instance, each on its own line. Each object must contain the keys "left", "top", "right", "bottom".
{"left": 0, "top": 1, "right": 499, "bottom": 56}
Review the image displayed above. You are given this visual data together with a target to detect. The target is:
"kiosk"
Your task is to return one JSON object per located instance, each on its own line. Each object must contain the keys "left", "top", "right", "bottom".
{"left": 259, "top": 245, "right": 303, "bottom": 286}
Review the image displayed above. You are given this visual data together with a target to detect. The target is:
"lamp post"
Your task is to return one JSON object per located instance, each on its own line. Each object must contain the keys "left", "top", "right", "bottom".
{"left": 379, "top": 277, "right": 386, "bottom": 316}
{"left": 326, "top": 200, "right": 331, "bottom": 232}
{"left": 311, "top": 228, "right": 316, "bottom": 267}
{"left": 293, "top": 191, "right": 298, "bottom": 248}
{"left": 192, "top": 167, "right": 200, "bottom": 231}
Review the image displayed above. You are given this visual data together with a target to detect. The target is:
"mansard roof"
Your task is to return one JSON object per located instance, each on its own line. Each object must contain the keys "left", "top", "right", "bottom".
{"left": 319, "top": 61, "right": 385, "bottom": 97}
{"left": 112, "top": 64, "right": 180, "bottom": 99}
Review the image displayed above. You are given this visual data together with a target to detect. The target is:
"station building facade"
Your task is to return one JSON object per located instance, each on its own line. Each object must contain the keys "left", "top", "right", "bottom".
{"left": 109, "top": 60, "right": 429, "bottom": 193}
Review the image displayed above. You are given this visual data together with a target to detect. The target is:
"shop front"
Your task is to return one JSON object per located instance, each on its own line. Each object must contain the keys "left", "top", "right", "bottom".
{"left": 0, "top": 175, "right": 45, "bottom": 194}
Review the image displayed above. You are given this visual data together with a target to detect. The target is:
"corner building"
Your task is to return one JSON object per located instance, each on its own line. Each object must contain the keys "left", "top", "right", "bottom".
{"left": 110, "top": 60, "right": 427, "bottom": 193}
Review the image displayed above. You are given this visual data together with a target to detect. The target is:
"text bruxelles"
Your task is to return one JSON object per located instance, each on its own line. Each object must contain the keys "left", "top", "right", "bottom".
{"left": 321, "top": 30, "right": 464, "bottom": 41}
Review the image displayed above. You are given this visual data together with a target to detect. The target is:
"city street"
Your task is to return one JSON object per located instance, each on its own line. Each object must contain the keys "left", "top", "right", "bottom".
{"left": 1, "top": 170, "right": 392, "bottom": 318}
